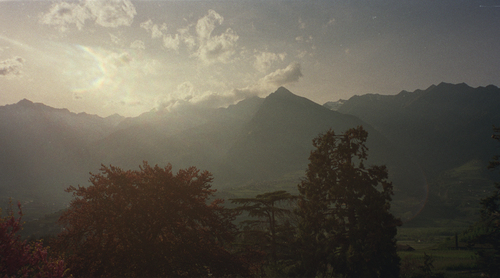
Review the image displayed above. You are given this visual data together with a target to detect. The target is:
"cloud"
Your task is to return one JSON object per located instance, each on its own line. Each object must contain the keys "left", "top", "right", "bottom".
{"left": 179, "top": 26, "right": 196, "bottom": 50}
{"left": 140, "top": 20, "right": 187, "bottom": 52}
{"left": 261, "top": 62, "right": 303, "bottom": 87}
{"left": 130, "top": 40, "right": 145, "bottom": 50}
{"left": 156, "top": 61, "right": 303, "bottom": 112}
{"left": 158, "top": 81, "right": 258, "bottom": 111}
{"left": 86, "top": 0, "right": 136, "bottom": 28}
{"left": 163, "top": 34, "right": 180, "bottom": 51}
{"left": 39, "top": 2, "right": 88, "bottom": 31}
{"left": 138, "top": 10, "right": 238, "bottom": 63}
{"left": 140, "top": 19, "right": 166, "bottom": 39}
{"left": 140, "top": 19, "right": 154, "bottom": 31}
{"left": 190, "top": 88, "right": 257, "bottom": 108}
{"left": 0, "top": 56, "right": 25, "bottom": 78}
{"left": 299, "top": 17, "right": 306, "bottom": 29}
{"left": 196, "top": 28, "right": 239, "bottom": 63}
{"left": 194, "top": 10, "right": 239, "bottom": 64}
{"left": 110, "top": 33, "right": 123, "bottom": 45}
{"left": 40, "top": 0, "right": 136, "bottom": 31}
{"left": 254, "top": 51, "right": 287, "bottom": 72}
{"left": 196, "top": 9, "right": 223, "bottom": 40}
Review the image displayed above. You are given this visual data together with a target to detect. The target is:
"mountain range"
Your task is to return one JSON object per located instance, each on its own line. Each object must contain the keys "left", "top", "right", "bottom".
{"left": 1, "top": 83, "right": 499, "bottom": 226}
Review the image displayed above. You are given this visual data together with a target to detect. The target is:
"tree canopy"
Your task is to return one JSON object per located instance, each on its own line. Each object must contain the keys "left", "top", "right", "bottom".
{"left": 56, "top": 162, "right": 248, "bottom": 277}
{"left": 0, "top": 201, "right": 66, "bottom": 278}
{"left": 230, "top": 190, "right": 297, "bottom": 267}
{"left": 473, "top": 126, "right": 500, "bottom": 276}
{"left": 295, "top": 126, "right": 401, "bottom": 278}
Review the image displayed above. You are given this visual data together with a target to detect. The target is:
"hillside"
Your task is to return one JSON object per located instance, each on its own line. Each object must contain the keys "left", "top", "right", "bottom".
{"left": 333, "top": 82, "right": 500, "bottom": 225}
{"left": 0, "top": 84, "right": 498, "bottom": 226}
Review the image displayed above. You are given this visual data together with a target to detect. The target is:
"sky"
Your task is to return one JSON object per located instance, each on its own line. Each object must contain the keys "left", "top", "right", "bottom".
{"left": 1, "top": 0, "right": 499, "bottom": 117}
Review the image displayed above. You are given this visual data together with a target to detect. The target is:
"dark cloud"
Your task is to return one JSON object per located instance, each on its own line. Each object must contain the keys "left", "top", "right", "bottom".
{"left": 0, "top": 56, "right": 25, "bottom": 77}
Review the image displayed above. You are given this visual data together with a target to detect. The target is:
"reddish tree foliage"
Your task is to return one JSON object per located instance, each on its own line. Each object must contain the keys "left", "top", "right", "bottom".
{"left": 0, "top": 201, "right": 66, "bottom": 278}
{"left": 56, "top": 162, "right": 249, "bottom": 277}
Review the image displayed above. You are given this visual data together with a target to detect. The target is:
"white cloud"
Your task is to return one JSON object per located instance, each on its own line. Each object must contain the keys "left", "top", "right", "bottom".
{"left": 159, "top": 83, "right": 258, "bottom": 111}
{"left": 155, "top": 61, "right": 303, "bottom": 112}
{"left": 109, "top": 33, "right": 122, "bottom": 45}
{"left": 194, "top": 10, "right": 239, "bottom": 64}
{"left": 297, "top": 50, "right": 308, "bottom": 58}
{"left": 163, "top": 34, "right": 180, "bottom": 51}
{"left": 138, "top": 10, "right": 238, "bottom": 63}
{"left": 140, "top": 19, "right": 154, "bottom": 31}
{"left": 179, "top": 26, "right": 196, "bottom": 50}
{"left": 140, "top": 19, "right": 166, "bottom": 39}
{"left": 86, "top": 0, "right": 136, "bottom": 28}
{"left": 254, "top": 51, "right": 286, "bottom": 72}
{"left": 177, "top": 26, "right": 196, "bottom": 50}
{"left": 196, "top": 28, "right": 239, "bottom": 63}
{"left": 39, "top": 2, "right": 89, "bottom": 31}
{"left": 40, "top": 0, "right": 136, "bottom": 31}
{"left": 130, "top": 40, "right": 145, "bottom": 50}
{"left": 0, "top": 56, "right": 25, "bottom": 78}
{"left": 196, "top": 9, "right": 223, "bottom": 40}
{"left": 262, "top": 62, "right": 303, "bottom": 87}
{"left": 299, "top": 17, "right": 306, "bottom": 29}
{"left": 153, "top": 23, "right": 167, "bottom": 39}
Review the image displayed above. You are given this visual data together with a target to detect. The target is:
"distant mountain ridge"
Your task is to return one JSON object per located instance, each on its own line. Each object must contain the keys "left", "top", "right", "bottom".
{"left": 1, "top": 84, "right": 499, "bottom": 225}
{"left": 335, "top": 82, "right": 500, "bottom": 178}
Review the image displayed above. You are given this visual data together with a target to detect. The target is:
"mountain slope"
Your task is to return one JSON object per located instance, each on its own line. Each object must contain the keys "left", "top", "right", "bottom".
{"left": 0, "top": 99, "right": 125, "bottom": 216}
{"left": 334, "top": 82, "right": 500, "bottom": 224}
{"left": 337, "top": 82, "right": 500, "bottom": 178}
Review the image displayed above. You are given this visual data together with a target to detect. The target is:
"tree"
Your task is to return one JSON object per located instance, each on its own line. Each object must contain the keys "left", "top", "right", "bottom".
{"left": 294, "top": 126, "right": 401, "bottom": 278}
{"left": 0, "top": 201, "right": 66, "bottom": 278}
{"left": 56, "top": 162, "right": 249, "bottom": 277}
{"left": 473, "top": 126, "right": 500, "bottom": 276}
{"left": 230, "top": 191, "right": 297, "bottom": 267}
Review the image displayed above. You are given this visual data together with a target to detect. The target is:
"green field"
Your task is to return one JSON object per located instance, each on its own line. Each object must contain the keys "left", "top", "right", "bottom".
{"left": 397, "top": 226, "right": 482, "bottom": 278}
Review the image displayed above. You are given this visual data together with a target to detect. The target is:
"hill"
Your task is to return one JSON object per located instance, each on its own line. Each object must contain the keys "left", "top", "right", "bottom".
{"left": 333, "top": 82, "right": 500, "bottom": 225}
{"left": 1, "top": 84, "right": 498, "bottom": 227}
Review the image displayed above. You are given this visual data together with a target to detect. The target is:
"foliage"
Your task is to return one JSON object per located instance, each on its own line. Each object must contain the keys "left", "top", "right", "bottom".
{"left": 0, "top": 201, "right": 66, "bottom": 278}
{"left": 230, "top": 190, "right": 297, "bottom": 268}
{"left": 56, "top": 162, "right": 249, "bottom": 277}
{"left": 294, "top": 126, "right": 402, "bottom": 277}
{"left": 472, "top": 126, "right": 500, "bottom": 276}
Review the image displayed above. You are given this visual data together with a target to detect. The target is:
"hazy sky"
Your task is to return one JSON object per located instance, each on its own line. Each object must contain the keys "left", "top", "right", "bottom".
{"left": 1, "top": 0, "right": 499, "bottom": 117}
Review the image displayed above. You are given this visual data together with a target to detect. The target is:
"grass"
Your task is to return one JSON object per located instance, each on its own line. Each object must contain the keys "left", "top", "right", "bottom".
{"left": 399, "top": 249, "right": 480, "bottom": 278}
{"left": 397, "top": 225, "right": 483, "bottom": 278}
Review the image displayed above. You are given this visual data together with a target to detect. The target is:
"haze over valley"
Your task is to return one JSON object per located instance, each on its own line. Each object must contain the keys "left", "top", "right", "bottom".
{"left": 1, "top": 83, "right": 499, "bottom": 230}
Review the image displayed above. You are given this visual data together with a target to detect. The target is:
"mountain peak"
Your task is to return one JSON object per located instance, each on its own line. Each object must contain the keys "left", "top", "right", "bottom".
{"left": 17, "top": 98, "right": 34, "bottom": 106}
{"left": 269, "top": 86, "right": 294, "bottom": 98}
{"left": 434, "top": 82, "right": 471, "bottom": 90}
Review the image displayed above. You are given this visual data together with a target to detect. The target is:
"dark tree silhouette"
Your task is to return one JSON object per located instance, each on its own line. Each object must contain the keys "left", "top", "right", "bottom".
{"left": 230, "top": 190, "right": 297, "bottom": 267}
{"left": 474, "top": 126, "right": 500, "bottom": 276}
{"left": 295, "top": 126, "right": 401, "bottom": 278}
{"left": 56, "top": 162, "right": 249, "bottom": 277}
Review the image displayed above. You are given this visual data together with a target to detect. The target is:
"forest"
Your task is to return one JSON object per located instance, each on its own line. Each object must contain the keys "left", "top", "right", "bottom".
{"left": 1, "top": 126, "right": 499, "bottom": 278}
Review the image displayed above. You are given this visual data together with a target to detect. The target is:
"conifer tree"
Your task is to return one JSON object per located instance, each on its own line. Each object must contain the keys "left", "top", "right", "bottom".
{"left": 231, "top": 191, "right": 297, "bottom": 266}
{"left": 295, "top": 126, "right": 401, "bottom": 278}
